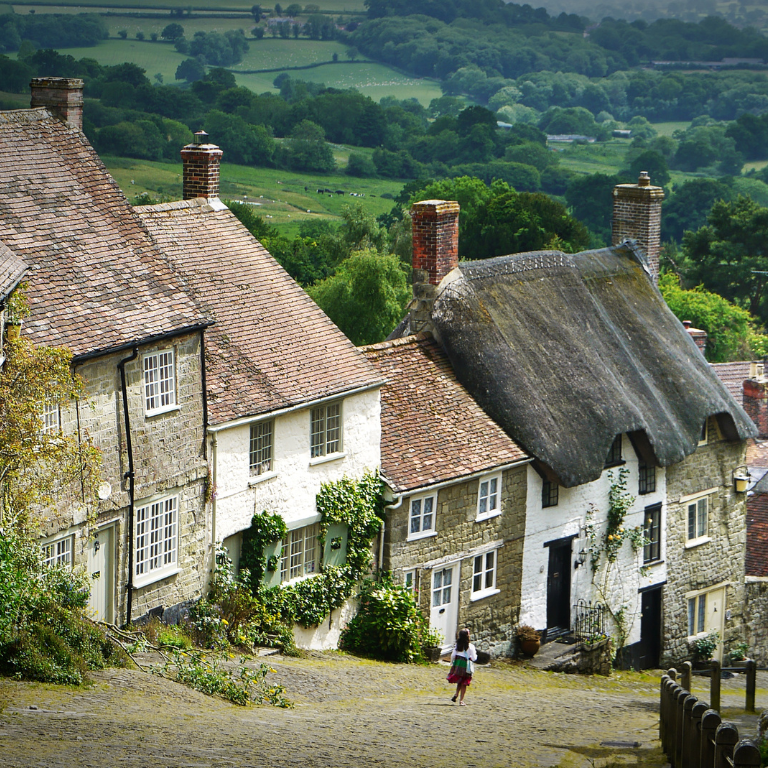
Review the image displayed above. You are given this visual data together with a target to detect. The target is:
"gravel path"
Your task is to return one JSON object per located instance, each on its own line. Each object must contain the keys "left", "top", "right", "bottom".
{"left": 0, "top": 653, "right": 754, "bottom": 768}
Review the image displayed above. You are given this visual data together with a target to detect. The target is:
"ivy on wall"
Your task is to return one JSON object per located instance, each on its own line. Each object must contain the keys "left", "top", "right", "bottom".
{"left": 239, "top": 471, "right": 384, "bottom": 631}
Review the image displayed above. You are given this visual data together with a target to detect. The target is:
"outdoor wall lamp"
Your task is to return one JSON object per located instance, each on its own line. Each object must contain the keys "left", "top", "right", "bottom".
{"left": 574, "top": 549, "right": 587, "bottom": 569}
{"left": 733, "top": 465, "right": 750, "bottom": 493}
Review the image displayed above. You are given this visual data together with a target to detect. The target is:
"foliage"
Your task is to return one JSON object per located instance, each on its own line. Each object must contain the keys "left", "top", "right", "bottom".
{"left": 0, "top": 12, "right": 107, "bottom": 52}
{"left": 339, "top": 576, "right": 427, "bottom": 663}
{"left": 240, "top": 511, "right": 287, "bottom": 592}
{"left": 307, "top": 247, "right": 409, "bottom": 345}
{"left": 658, "top": 271, "right": 762, "bottom": 363}
{"left": 729, "top": 641, "right": 749, "bottom": 662}
{"left": 277, "top": 119, "right": 335, "bottom": 173}
{"left": 662, "top": 178, "right": 734, "bottom": 243}
{"left": 690, "top": 631, "right": 719, "bottom": 660}
{"left": 515, "top": 624, "right": 541, "bottom": 642}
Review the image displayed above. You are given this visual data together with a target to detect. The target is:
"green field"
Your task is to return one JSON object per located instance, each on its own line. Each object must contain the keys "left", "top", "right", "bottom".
{"left": 652, "top": 121, "right": 691, "bottom": 137}
{"left": 14, "top": 1, "right": 366, "bottom": 10}
{"left": 230, "top": 38, "right": 350, "bottom": 71}
{"left": 102, "top": 155, "right": 402, "bottom": 233}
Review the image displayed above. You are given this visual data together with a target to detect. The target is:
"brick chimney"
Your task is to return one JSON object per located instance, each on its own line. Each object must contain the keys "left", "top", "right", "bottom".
{"left": 612, "top": 171, "right": 664, "bottom": 284}
{"left": 181, "top": 131, "right": 223, "bottom": 200}
{"left": 409, "top": 199, "right": 460, "bottom": 334}
{"left": 30, "top": 77, "right": 84, "bottom": 130}
{"left": 682, "top": 319, "right": 707, "bottom": 356}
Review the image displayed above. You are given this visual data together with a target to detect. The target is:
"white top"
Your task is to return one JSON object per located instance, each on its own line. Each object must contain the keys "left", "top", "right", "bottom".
{"left": 451, "top": 643, "right": 478, "bottom": 662}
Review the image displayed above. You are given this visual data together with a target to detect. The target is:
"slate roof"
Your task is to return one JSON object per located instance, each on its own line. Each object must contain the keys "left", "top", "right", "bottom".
{"left": 362, "top": 334, "right": 528, "bottom": 493}
{"left": 0, "top": 109, "right": 209, "bottom": 358}
{"left": 711, "top": 361, "right": 751, "bottom": 405}
{"left": 136, "top": 199, "right": 383, "bottom": 425}
{"left": 425, "top": 244, "right": 756, "bottom": 487}
{"left": 747, "top": 476, "right": 768, "bottom": 577}
{"left": 0, "top": 242, "right": 26, "bottom": 302}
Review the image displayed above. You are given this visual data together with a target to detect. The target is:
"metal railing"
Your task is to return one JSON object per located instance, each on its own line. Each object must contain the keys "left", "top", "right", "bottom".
{"left": 571, "top": 599, "right": 607, "bottom": 641}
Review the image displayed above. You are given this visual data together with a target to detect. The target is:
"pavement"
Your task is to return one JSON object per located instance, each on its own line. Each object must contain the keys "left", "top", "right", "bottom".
{"left": 0, "top": 651, "right": 763, "bottom": 768}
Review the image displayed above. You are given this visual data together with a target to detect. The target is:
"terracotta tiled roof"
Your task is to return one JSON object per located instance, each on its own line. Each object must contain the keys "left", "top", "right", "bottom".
{"left": 747, "top": 480, "right": 768, "bottom": 576}
{"left": 362, "top": 334, "right": 528, "bottom": 493}
{"left": 711, "top": 361, "right": 751, "bottom": 405}
{"left": 0, "top": 109, "right": 209, "bottom": 357}
{"left": 136, "top": 199, "right": 383, "bottom": 424}
{"left": 0, "top": 242, "right": 26, "bottom": 301}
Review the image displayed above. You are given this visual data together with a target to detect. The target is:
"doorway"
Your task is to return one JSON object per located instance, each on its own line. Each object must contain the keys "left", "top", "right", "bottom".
{"left": 430, "top": 563, "right": 459, "bottom": 649}
{"left": 86, "top": 525, "right": 114, "bottom": 623}
{"left": 546, "top": 540, "right": 572, "bottom": 635}
{"left": 638, "top": 586, "right": 662, "bottom": 669}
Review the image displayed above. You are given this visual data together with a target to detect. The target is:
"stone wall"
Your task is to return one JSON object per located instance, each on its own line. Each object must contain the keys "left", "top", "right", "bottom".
{"left": 37, "top": 331, "right": 209, "bottom": 625}
{"left": 662, "top": 418, "right": 747, "bottom": 666}
{"left": 384, "top": 465, "right": 527, "bottom": 657}
{"left": 744, "top": 580, "right": 768, "bottom": 665}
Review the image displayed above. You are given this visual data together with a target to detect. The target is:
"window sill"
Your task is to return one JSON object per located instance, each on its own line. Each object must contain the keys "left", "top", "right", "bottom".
{"left": 134, "top": 566, "right": 179, "bottom": 590}
{"left": 407, "top": 529, "right": 437, "bottom": 543}
{"left": 643, "top": 558, "right": 664, "bottom": 567}
{"left": 280, "top": 571, "right": 320, "bottom": 586}
{"left": 248, "top": 470, "right": 277, "bottom": 487}
{"left": 145, "top": 404, "right": 179, "bottom": 418}
{"left": 309, "top": 451, "right": 346, "bottom": 467}
{"left": 603, "top": 460, "right": 626, "bottom": 469}
{"left": 685, "top": 536, "right": 711, "bottom": 550}
{"left": 470, "top": 587, "right": 500, "bottom": 603}
{"left": 475, "top": 510, "right": 502, "bottom": 523}
{"left": 638, "top": 490, "right": 657, "bottom": 496}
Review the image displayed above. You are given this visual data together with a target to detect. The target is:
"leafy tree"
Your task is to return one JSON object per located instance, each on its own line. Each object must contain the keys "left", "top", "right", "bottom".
{"left": 117, "top": 30, "right": 127, "bottom": 40}
{"left": 161, "top": 23, "right": 184, "bottom": 41}
{"left": 135, "top": 31, "right": 145, "bottom": 41}
{"left": 308, "top": 248, "right": 409, "bottom": 345}
{"left": 346, "top": 152, "right": 377, "bottom": 177}
{"left": 285, "top": 4, "right": 302, "bottom": 17}
{"left": 627, "top": 150, "right": 670, "bottom": 188}
{"left": 662, "top": 178, "right": 734, "bottom": 243}
{"left": 203, "top": 110, "right": 275, "bottom": 166}
{"left": 175, "top": 57, "right": 205, "bottom": 83}
{"left": 565, "top": 172, "right": 626, "bottom": 246}
{"left": 278, "top": 119, "right": 335, "bottom": 173}
{"left": 681, "top": 196, "right": 768, "bottom": 324}
{"left": 251, "top": 4, "right": 263, "bottom": 19}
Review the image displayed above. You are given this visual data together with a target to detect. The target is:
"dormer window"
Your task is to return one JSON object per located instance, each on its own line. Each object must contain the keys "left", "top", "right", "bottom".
{"left": 604, "top": 435, "right": 623, "bottom": 467}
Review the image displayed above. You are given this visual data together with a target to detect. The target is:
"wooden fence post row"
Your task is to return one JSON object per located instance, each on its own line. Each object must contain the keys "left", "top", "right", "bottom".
{"left": 658, "top": 669, "right": 764, "bottom": 768}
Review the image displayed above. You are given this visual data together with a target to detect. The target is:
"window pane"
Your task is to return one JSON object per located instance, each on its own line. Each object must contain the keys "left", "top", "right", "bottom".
{"left": 485, "top": 551, "right": 495, "bottom": 589}
{"left": 697, "top": 498, "right": 707, "bottom": 538}
{"left": 290, "top": 529, "right": 303, "bottom": 579}
{"left": 688, "top": 503, "right": 696, "bottom": 540}
{"left": 410, "top": 499, "right": 421, "bottom": 534}
{"left": 280, "top": 537, "right": 288, "bottom": 581}
{"left": 310, "top": 408, "right": 324, "bottom": 457}
{"left": 325, "top": 403, "right": 340, "bottom": 454}
{"left": 697, "top": 594, "right": 706, "bottom": 634}
{"left": 473, "top": 571, "right": 481, "bottom": 593}
{"left": 442, "top": 584, "right": 451, "bottom": 605}
{"left": 304, "top": 524, "right": 318, "bottom": 575}
{"left": 405, "top": 572, "right": 413, "bottom": 591}
{"left": 423, "top": 496, "right": 433, "bottom": 530}
{"left": 250, "top": 421, "right": 273, "bottom": 475}
{"left": 489, "top": 478, "right": 498, "bottom": 510}
{"left": 688, "top": 598, "right": 695, "bottom": 635}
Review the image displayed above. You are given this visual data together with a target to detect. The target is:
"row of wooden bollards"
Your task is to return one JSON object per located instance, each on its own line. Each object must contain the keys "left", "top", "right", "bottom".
{"left": 675, "top": 660, "right": 758, "bottom": 714}
{"left": 660, "top": 667, "right": 762, "bottom": 768}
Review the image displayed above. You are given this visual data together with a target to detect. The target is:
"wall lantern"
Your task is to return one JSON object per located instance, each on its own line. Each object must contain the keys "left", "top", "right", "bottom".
{"left": 574, "top": 549, "right": 587, "bottom": 569}
{"left": 733, "top": 466, "right": 750, "bottom": 493}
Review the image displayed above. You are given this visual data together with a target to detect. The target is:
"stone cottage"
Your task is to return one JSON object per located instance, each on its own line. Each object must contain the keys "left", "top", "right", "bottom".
{"left": 0, "top": 78, "right": 212, "bottom": 625}
{"left": 389, "top": 176, "right": 755, "bottom": 667}
{"left": 363, "top": 334, "right": 529, "bottom": 655}
{"left": 136, "top": 137, "right": 384, "bottom": 649}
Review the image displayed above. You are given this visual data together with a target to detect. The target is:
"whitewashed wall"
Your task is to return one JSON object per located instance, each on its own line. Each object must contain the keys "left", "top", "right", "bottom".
{"left": 520, "top": 434, "right": 667, "bottom": 646}
{"left": 214, "top": 388, "right": 381, "bottom": 542}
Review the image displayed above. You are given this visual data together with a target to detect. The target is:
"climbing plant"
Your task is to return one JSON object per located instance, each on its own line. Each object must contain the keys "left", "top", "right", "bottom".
{"left": 583, "top": 467, "right": 647, "bottom": 654}
{"left": 239, "top": 511, "right": 287, "bottom": 593}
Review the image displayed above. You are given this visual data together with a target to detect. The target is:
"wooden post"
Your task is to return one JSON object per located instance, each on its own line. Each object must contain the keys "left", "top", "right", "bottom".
{"left": 691, "top": 701, "right": 709, "bottom": 768}
{"left": 682, "top": 694, "right": 697, "bottom": 768}
{"left": 677, "top": 688, "right": 690, "bottom": 768}
{"left": 668, "top": 683, "right": 681, "bottom": 763}
{"left": 732, "top": 739, "right": 761, "bottom": 768}
{"left": 669, "top": 668, "right": 678, "bottom": 680}
{"left": 714, "top": 722, "right": 739, "bottom": 768}
{"left": 700, "top": 709, "right": 722, "bottom": 768}
{"left": 682, "top": 661, "right": 693, "bottom": 692}
{"left": 710, "top": 659, "right": 721, "bottom": 712}
{"left": 745, "top": 660, "right": 756, "bottom": 713}
{"left": 661, "top": 675, "right": 671, "bottom": 751}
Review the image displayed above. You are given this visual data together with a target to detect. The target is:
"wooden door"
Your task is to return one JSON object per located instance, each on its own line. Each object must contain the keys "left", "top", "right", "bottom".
{"left": 638, "top": 587, "right": 662, "bottom": 670}
{"left": 704, "top": 587, "right": 725, "bottom": 662}
{"left": 430, "top": 564, "right": 459, "bottom": 649}
{"left": 86, "top": 525, "right": 114, "bottom": 623}
{"left": 547, "top": 543, "right": 571, "bottom": 633}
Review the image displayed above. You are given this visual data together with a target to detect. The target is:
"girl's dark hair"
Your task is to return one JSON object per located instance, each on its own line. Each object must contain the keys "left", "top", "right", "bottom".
{"left": 456, "top": 628, "right": 470, "bottom": 652}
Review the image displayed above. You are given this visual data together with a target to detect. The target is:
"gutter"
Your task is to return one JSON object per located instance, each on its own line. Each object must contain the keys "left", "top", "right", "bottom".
{"left": 72, "top": 322, "right": 212, "bottom": 365}
{"left": 118, "top": 346, "right": 139, "bottom": 626}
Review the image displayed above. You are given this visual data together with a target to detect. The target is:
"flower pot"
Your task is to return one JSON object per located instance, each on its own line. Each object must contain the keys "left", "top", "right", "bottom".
{"left": 520, "top": 638, "right": 541, "bottom": 657}
{"left": 424, "top": 645, "right": 442, "bottom": 663}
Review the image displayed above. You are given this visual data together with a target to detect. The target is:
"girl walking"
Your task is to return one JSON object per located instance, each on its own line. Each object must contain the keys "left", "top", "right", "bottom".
{"left": 447, "top": 628, "right": 477, "bottom": 706}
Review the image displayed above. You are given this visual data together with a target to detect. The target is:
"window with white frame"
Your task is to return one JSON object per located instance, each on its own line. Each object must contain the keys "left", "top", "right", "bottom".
{"left": 472, "top": 549, "right": 497, "bottom": 598}
{"left": 143, "top": 350, "right": 176, "bottom": 414}
{"left": 688, "top": 593, "right": 706, "bottom": 636}
{"left": 409, "top": 494, "right": 436, "bottom": 539}
{"left": 404, "top": 570, "right": 416, "bottom": 593}
{"left": 280, "top": 523, "right": 320, "bottom": 582}
{"left": 42, "top": 535, "right": 73, "bottom": 568}
{"left": 687, "top": 496, "right": 709, "bottom": 541}
{"left": 643, "top": 503, "right": 661, "bottom": 563}
{"left": 135, "top": 495, "right": 178, "bottom": 583}
{"left": 477, "top": 474, "right": 501, "bottom": 519}
{"left": 41, "top": 400, "right": 60, "bottom": 434}
{"left": 310, "top": 402, "right": 341, "bottom": 458}
{"left": 249, "top": 420, "right": 273, "bottom": 476}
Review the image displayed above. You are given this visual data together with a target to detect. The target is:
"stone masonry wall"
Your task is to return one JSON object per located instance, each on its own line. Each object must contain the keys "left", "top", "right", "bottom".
{"left": 662, "top": 419, "right": 747, "bottom": 666}
{"left": 744, "top": 581, "right": 768, "bottom": 665}
{"left": 38, "top": 331, "right": 209, "bottom": 625}
{"left": 385, "top": 466, "right": 527, "bottom": 657}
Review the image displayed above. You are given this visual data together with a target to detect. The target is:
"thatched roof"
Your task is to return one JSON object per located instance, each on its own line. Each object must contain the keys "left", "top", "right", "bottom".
{"left": 429, "top": 243, "right": 756, "bottom": 487}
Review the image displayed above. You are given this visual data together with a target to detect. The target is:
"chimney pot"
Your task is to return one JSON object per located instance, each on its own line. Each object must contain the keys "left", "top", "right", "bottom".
{"left": 194, "top": 130, "right": 209, "bottom": 145}
{"left": 29, "top": 77, "right": 84, "bottom": 130}
{"left": 638, "top": 171, "right": 651, "bottom": 187}
{"left": 682, "top": 320, "right": 692, "bottom": 329}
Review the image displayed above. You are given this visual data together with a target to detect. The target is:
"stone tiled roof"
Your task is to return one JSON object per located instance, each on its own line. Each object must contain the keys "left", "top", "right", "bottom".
{"left": 136, "top": 199, "right": 383, "bottom": 424}
{"left": 711, "top": 361, "right": 751, "bottom": 405}
{"left": 747, "top": 478, "right": 768, "bottom": 576}
{"left": 0, "top": 109, "right": 209, "bottom": 357}
{"left": 0, "top": 242, "right": 26, "bottom": 301}
{"left": 362, "top": 334, "right": 528, "bottom": 493}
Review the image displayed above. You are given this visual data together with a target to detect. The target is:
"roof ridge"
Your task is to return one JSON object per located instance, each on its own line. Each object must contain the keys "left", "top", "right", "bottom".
{"left": 0, "top": 107, "right": 56, "bottom": 126}
{"left": 362, "top": 332, "right": 432, "bottom": 353}
{"left": 136, "top": 198, "right": 212, "bottom": 214}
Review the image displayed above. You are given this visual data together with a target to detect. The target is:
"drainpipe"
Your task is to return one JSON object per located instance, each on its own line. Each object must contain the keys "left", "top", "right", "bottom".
{"left": 118, "top": 346, "right": 139, "bottom": 625}
{"left": 210, "top": 432, "right": 218, "bottom": 583}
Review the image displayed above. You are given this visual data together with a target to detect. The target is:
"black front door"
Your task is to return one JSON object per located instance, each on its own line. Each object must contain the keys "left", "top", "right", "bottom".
{"left": 547, "top": 542, "right": 572, "bottom": 632}
{"left": 638, "top": 587, "right": 662, "bottom": 670}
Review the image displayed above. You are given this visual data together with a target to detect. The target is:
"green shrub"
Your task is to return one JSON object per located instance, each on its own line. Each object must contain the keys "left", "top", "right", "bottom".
{"left": 339, "top": 576, "right": 426, "bottom": 663}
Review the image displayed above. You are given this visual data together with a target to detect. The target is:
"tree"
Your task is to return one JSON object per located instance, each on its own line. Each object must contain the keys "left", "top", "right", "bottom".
{"left": 662, "top": 178, "right": 734, "bottom": 243}
{"left": 308, "top": 248, "right": 409, "bottom": 345}
{"left": 117, "top": 30, "right": 127, "bottom": 40}
{"left": 161, "top": 23, "right": 184, "bottom": 41}
{"left": 681, "top": 196, "right": 768, "bottom": 325}
{"left": 627, "top": 150, "right": 670, "bottom": 188}
{"left": 175, "top": 57, "right": 205, "bottom": 83}
{"left": 278, "top": 120, "right": 335, "bottom": 173}
{"left": 136, "top": 31, "right": 145, "bottom": 41}
{"left": 565, "top": 173, "right": 625, "bottom": 246}
{"left": 251, "top": 4, "right": 263, "bottom": 19}
{"left": 285, "top": 4, "right": 302, "bottom": 17}
{"left": 346, "top": 46, "right": 359, "bottom": 61}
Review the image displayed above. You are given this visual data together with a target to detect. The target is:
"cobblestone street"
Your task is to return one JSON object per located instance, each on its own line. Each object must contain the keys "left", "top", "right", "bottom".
{"left": 0, "top": 653, "right": 763, "bottom": 768}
